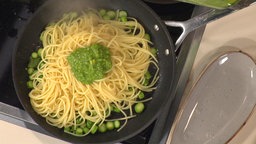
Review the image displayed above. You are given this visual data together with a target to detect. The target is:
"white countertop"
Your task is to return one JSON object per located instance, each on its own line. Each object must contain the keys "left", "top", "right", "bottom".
{"left": 0, "top": 120, "right": 69, "bottom": 144}
{"left": 182, "top": 3, "right": 256, "bottom": 144}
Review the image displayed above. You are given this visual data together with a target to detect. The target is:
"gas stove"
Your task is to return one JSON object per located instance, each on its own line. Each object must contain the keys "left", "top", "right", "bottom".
{"left": 0, "top": 0, "right": 205, "bottom": 143}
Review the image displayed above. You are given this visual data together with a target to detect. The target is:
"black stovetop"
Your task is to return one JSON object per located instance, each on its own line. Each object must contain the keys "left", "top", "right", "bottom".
{"left": 0, "top": 0, "right": 194, "bottom": 143}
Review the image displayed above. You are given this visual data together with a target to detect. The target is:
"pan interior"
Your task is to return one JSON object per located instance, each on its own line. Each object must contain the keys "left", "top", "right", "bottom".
{"left": 12, "top": 0, "right": 176, "bottom": 143}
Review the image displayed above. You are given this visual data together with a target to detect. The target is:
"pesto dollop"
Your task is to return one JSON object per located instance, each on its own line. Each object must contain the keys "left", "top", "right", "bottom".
{"left": 67, "top": 44, "right": 112, "bottom": 84}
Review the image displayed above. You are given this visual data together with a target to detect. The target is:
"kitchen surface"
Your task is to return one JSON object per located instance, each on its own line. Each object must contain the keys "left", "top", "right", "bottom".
{"left": 168, "top": 3, "right": 256, "bottom": 144}
{"left": 1, "top": 0, "right": 256, "bottom": 144}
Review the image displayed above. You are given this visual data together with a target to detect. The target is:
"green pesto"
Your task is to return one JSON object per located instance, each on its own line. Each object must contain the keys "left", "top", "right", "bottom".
{"left": 67, "top": 44, "right": 112, "bottom": 84}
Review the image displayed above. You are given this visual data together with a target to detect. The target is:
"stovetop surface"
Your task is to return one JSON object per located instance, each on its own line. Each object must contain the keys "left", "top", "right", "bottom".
{"left": 0, "top": 0, "right": 194, "bottom": 143}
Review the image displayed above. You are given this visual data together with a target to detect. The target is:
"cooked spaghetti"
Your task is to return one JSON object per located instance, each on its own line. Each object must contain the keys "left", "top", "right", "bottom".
{"left": 28, "top": 9, "right": 159, "bottom": 136}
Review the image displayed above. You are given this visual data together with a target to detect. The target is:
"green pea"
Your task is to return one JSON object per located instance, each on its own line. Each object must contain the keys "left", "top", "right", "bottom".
{"left": 134, "top": 102, "right": 145, "bottom": 114}
{"left": 98, "top": 123, "right": 107, "bottom": 133}
{"left": 106, "top": 10, "right": 116, "bottom": 19}
{"left": 76, "top": 127, "right": 83, "bottom": 135}
{"left": 138, "top": 91, "right": 145, "bottom": 100}
{"left": 37, "top": 48, "right": 43, "bottom": 57}
{"left": 27, "top": 67, "right": 34, "bottom": 75}
{"left": 99, "top": 9, "right": 106, "bottom": 16}
{"left": 106, "top": 121, "right": 114, "bottom": 130}
{"left": 29, "top": 75, "right": 34, "bottom": 80}
{"left": 83, "top": 127, "right": 90, "bottom": 134}
{"left": 114, "top": 120, "right": 120, "bottom": 129}
{"left": 31, "top": 52, "right": 38, "bottom": 58}
{"left": 27, "top": 80, "right": 33, "bottom": 89}
{"left": 119, "top": 10, "right": 127, "bottom": 17}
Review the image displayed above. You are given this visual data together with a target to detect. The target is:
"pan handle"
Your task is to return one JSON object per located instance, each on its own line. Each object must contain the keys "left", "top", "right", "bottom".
{"left": 165, "top": 0, "right": 256, "bottom": 52}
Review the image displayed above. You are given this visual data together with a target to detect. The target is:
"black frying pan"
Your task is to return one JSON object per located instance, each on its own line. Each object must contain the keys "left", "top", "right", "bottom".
{"left": 12, "top": 0, "right": 177, "bottom": 143}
